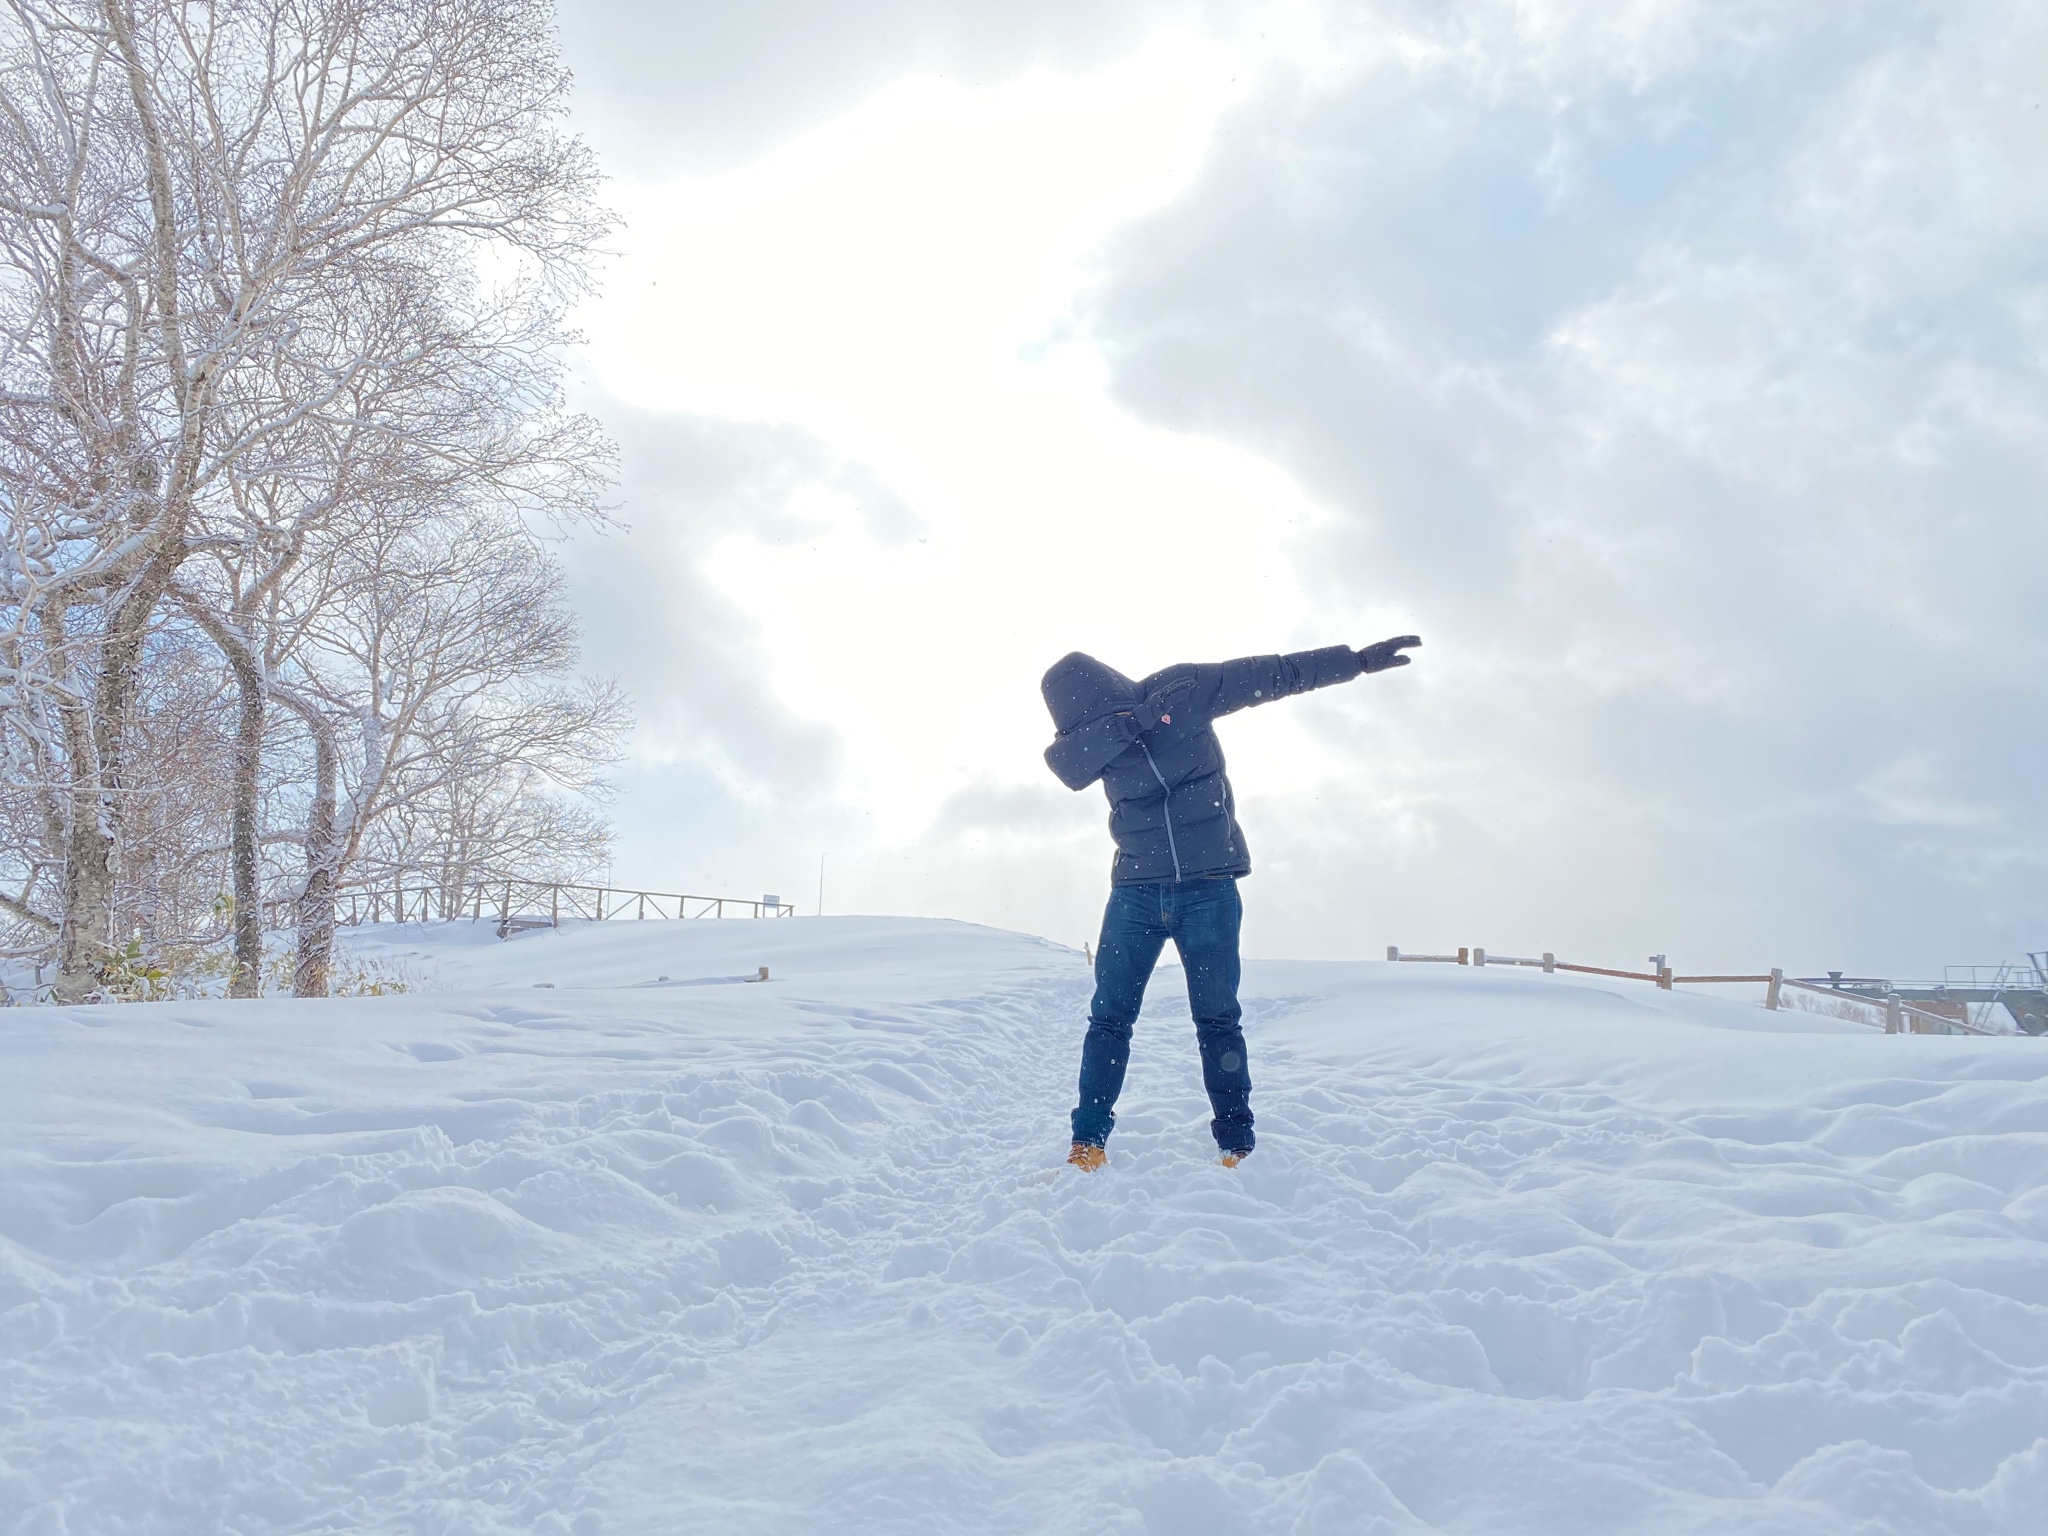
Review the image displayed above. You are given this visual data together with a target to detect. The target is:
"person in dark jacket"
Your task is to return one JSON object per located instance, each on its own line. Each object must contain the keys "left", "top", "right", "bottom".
{"left": 1042, "top": 636, "right": 1421, "bottom": 1169}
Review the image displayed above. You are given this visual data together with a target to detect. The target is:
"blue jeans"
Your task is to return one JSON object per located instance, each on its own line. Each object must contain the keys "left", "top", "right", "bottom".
{"left": 1072, "top": 877, "right": 1253, "bottom": 1154}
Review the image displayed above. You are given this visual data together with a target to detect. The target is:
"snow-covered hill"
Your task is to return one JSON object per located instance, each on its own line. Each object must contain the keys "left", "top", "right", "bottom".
{"left": 4, "top": 916, "right": 2045, "bottom": 1534}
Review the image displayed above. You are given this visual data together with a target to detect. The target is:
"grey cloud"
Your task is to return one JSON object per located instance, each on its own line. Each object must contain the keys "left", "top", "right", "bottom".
{"left": 560, "top": 400, "right": 936, "bottom": 902}
{"left": 562, "top": 400, "right": 899, "bottom": 797}
{"left": 555, "top": 0, "right": 1234, "bottom": 176}
{"left": 1089, "top": 2, "right": 2048, "bottom": 971}
{"left": 847, "top": 780, "right": 1107, "bottom": 947}
{"left": 925, "top": 781, "right": 1098, "bottom": 843}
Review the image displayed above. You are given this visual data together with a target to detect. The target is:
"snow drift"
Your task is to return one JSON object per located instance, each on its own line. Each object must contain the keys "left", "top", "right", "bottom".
{"left": 3, "top": 916, "right": 2045, "bottom": 1534}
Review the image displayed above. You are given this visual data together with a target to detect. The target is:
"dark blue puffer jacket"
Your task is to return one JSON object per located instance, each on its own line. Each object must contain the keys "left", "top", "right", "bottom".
{"left": 1041, "top": 646, "right": 1363, "bottom": 885}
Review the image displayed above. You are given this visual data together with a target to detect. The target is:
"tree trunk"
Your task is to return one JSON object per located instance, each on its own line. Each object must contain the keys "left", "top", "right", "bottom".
{"left": 224, "top": 648, "right": 264, "bottom": 997}
{"left": 47, "top": 603, "right": 112, "bottom": 1004}
{"left": 53, "top": 782, "right": 114, "bottom": 1003}
{"left": 178, "top": 592, "right": 267, "bottom": 996}
{"left": 276, "top": 687, "right": 341, "bottom": 998}
{"left": 51, "top": 0, "right": 207, "bottom": 999}
{"left": 51, "top": 494, "right": 188, "bottom": 999}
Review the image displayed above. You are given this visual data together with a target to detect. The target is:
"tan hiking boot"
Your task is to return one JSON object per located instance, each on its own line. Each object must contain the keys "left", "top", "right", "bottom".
{"left": 1067, "top": 1142, "right": 1107, "bottom": 1172}
{"left": 1218, "top": 1151, "right": 1248, "bottom": 1168}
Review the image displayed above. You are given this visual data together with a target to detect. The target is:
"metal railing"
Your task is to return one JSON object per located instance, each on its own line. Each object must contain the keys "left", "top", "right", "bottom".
{"left": 265, "top": 879, "right": 797, "bottom": 933}
{"left": 1774, "top": 977, "right": 2002, "bottom": 1036}
{"left": 1794, "top": 967, "right": 2047, "bottom": 1035}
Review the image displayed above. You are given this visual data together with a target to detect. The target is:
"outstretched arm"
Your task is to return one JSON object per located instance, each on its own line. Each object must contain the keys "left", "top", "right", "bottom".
{"left": 1137, "top": 637, "right": 1422, "bottom": 725}
{"left": 1203, "top": 646, "right": 1360, "bottom": 719}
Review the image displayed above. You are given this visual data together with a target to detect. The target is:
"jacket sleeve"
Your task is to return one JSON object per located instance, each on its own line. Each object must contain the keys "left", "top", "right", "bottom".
{"left": 1044, "top": 710, "right": 1142, "bottom": 790}
{"left": 1196, "top": 645, "right": 1364, "bottom": 721}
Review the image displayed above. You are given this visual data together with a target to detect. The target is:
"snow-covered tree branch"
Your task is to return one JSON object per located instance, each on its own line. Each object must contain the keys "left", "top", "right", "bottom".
{"left": 0, "top": 0, "right": 622, "bottom": 1000}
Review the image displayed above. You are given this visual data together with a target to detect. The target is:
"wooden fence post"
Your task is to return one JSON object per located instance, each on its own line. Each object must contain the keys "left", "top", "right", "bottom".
{"left": 1542, "top": 952, "right": 1555, "bottom": 973}
{"left": 1885, "top": 993, "right": 1903, "bottom": 1034}
{"left": 1766, "top": 968, "right": 1783, "bottom": 1010}
{"left": 1387, "top": 946, "right": 1399, "bottom": 961}
{"left": 1473, "top": 947, "right": 1488, "bottom": 967}
{"left": 1457, "top": 947, "right": 1469, "bottom": 965}
{"left": 1657, "top": 965, "right": 1674, "bottom": 990}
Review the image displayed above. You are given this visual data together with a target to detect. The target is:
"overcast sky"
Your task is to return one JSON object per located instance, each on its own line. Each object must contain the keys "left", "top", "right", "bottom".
{"left": 547, "top": 0, "right": 2048, "bottom": 976}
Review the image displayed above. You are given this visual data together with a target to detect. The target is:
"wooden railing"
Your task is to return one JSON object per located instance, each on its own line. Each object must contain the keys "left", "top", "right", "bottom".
{"left": 1386, "top": 946, "right": 1754, "bottom": 987}
{"left": 264, "top": 879, "right": 797, "bottom": 933}
{"left": 1385, "top": 946, "right": 2007, "bottom": 1036}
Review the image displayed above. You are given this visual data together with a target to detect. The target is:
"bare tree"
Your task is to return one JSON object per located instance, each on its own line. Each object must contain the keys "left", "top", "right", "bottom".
{"left": 272, "top": 505, "right": 626, "bottom": 994}
{"left": 108, "top": 621, "right": 239, "bottom": 943}
{"left": 363, "top": 753, "right": 617, "bottom": 916}
{"left": 0, "top": 0, "right": 607, "bottom": 1000}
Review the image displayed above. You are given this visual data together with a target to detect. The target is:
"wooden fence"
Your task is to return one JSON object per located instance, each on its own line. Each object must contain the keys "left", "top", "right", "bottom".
{"left": 1385, "top": 946, "right": 2005, "bottom": 1036}
{"left": 264, "top": 880, "right": 797, "bottom": 935}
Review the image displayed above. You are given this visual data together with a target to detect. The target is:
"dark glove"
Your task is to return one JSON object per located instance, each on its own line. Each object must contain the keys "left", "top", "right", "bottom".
{"left": 1357, "top": 635, "right": 1421, "bottom": 673}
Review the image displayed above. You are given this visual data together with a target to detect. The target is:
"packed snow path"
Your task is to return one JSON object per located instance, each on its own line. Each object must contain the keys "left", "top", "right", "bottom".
{"left": 4, "top": 919, "right": 2047, "bottom": 1535}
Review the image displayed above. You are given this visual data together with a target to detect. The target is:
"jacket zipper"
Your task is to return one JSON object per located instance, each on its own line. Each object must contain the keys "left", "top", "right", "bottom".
{"left": 1138, "top": 740, "right": 1183, "bottom": 882}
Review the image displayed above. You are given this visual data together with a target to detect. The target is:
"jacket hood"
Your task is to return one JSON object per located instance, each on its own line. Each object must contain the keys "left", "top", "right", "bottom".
{"left": 1041, "top": 651, "right": 1135, "bottom": 732}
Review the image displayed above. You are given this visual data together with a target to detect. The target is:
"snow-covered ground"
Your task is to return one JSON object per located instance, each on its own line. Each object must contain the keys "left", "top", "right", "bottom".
{"left": 4, "top": 916, "right": 2046, "bottom": 1535}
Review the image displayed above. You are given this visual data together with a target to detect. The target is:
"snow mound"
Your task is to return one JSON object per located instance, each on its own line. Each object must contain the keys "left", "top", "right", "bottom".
{"left": 3, "top": 916, "right": 2045, "bottom": 1534}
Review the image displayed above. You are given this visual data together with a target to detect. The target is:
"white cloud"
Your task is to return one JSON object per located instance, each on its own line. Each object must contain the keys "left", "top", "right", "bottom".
{"left": 554, "top": 0, "right": 1242, "bottom": 176}
{"left": 559, "top": 1, "right": 2048, "bottom": 973}
{"left": 576, "top": 34, "right": 1362, "bottom": 855}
